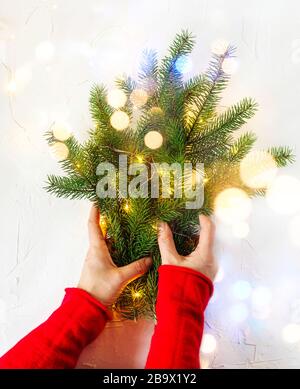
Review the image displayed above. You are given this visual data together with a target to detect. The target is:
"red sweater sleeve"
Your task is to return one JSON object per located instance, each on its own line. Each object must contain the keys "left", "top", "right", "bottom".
{"left": 145, "top": 265, "right": 213, "bottom": 369}
{"left": 0, "top": 288, "right": 111, "bottom": 369}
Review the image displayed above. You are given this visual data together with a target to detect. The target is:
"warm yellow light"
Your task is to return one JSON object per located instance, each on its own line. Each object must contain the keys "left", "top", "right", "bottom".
{"left": 151, "top": 222, "right": 158, "bottom": 231}
{"left": 200, "top": 334, "right": 217, "bottom": 354}
{"left": 240, "top": 151, "right": 278, "bottom": 189}
{"left": 106, "top": 89, "right": 127, "bottom": 109}
{"left": 52, "top": 122, "right": 72, "bottom": 141}
{"left": 110, "top": 111, "right": 130, "bottom": 131}
{"left": 282, "top": 323, "right": 300, "bottom": 344}
{"left": 149, "top": 106, "right": 163, "bottom": 116}
{"left": 76, "top": 163, "right": 81, "bottom": 168}
{"left": 214, "top": 188, "right": 252, "bottom": 225}
{"left": 123, "top": 202, "right": 130, "bottom": 212}
{"left": 144, "top": 130, "right": 163, "bottom": 149}
{"left": 130, "top": 89, "right": 148, "bottom": 107}
{"left": 132, "top": 290, "right": 142, "bottom": 299}
{"left": 136, "top": 154, "right": 144, "bottom": 163}
{"left": 99, "top": 216, "right": 107, "bottom": 235}
{"left": 266, "top": 175, "right": 300, "bottom": 215}
{"left": 50, "top": 142, "right": 69, "bottom": 161}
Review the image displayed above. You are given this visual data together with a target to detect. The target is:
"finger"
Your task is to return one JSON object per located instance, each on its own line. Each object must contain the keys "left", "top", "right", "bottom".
{"left": 195, "top": 214, "right": 215, "bottom": 253}
{"left": 88, "top": 205, "right": 104, "bottom": 246}
{"left": 119, "top": 257, "right": 152, "bottom": 282}
{"left": 157, "top": 221, "right": 179, "bottom": 265}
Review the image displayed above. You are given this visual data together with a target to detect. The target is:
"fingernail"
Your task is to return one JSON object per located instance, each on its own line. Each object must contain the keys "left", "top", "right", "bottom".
{"left": 158, "top": 221, "right": 167, "bottom": 233}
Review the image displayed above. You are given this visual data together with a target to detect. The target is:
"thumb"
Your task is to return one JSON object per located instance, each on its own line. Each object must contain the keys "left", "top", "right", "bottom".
{"left": 119, "top": 257, "right": 152, "bottom": 282}
{"left": 157, "top": 221, "right": 179, "bottom": 264}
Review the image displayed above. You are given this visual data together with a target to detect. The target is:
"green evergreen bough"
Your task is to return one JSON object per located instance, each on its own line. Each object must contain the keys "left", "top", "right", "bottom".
{"left": 45, "top": 31, "right": 294, "bottom": 320}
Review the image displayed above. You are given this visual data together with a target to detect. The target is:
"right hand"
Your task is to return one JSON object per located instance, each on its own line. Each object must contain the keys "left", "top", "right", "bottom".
{"left": 157, "top": 214, "right": 218, "bottom": 281}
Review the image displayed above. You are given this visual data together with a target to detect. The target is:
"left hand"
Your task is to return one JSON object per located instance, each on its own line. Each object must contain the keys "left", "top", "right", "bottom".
{"left": 78, "top": 206, "right": 152, "bottom": 306}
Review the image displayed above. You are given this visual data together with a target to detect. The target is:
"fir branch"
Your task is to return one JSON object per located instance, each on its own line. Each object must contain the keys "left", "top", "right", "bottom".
{"left": 187, "top": 99, "right": 257, "bottom": 164}
{"left": 89, "top": 84, "right": 113, "bottom": 127}
{"left": 138, "top": 49, "right": 158, "bottom": 86}
{"left": 226, "top": 131, "right": 257, "bottom": 162}
{"left": 268, "top": 146, "right": 295, "bottom": 167}
{"left": 45, "top": 175, "right": 95, "bottom": 200}
{"left": 186, "top": 46, "right": 235, "bottom": 140}
{"left": 158, "top": 30, "right": 195, "bottom": 91}
{"left": 115, "top": 75, "right": 137, "bottom": 96}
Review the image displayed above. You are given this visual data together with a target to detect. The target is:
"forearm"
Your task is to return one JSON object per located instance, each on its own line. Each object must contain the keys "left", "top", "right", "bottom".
{"left": 0, "top": 288, "right": 111, "bottom": 369}
{"left": 145, "top": 265, "right": 213, "bottom": 369}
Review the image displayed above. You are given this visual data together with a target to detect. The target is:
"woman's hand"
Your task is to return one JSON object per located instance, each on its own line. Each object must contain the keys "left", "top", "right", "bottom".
{"left": 78, "top": 206, "right": 152, "bottom": 306}
{"left": 157, "top": 215, "right": 218, "bottom": 281}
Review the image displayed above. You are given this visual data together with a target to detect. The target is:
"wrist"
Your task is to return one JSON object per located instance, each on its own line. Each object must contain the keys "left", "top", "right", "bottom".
{"left": 157, "top": 265, "right": 214, "bottom": 312}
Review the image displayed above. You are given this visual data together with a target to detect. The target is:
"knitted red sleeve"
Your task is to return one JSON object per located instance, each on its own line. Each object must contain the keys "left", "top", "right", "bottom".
{"left": 0, "top": 288, "right": 111, "bottom": 369}
{"left": 145, "top": 264, "right": 213, "bottom": 369}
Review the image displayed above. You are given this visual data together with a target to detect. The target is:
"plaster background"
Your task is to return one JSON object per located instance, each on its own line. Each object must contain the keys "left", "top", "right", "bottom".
{"left": 1, "top": 0, "right": 300, "bottom": 368}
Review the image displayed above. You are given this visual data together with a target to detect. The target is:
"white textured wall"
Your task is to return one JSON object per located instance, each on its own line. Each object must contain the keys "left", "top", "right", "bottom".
{"left": 1, "top": 0, "right": 300, "bottom": 369}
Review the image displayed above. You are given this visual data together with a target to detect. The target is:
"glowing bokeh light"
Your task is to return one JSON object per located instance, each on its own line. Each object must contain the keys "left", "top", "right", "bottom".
{"left": 106, "top": 89, "right": 127, "bottom": 109}
{"left": 132, "top": 290, "right": 142, "bottom": 299}
{"left": 5, "top": 64, "right": 33, "bottom": 95}
{"left": 136, "top": 154, "right": 144, "bottom": 163}
{"left": 200, "top": 334, "right": 217, "bottom": 354}
{"left": 240, "top": 151, "right": 278, "bottom": 189}
{"left": 214, "top": 188, "right": 252, "bottom": 225}
{"left": 222, "top": 57, "right": 238, "bottom": 74}
{"left": 175, "top": 55, "right": 193, "bottom": 74}
{"left": 35, "top": 41, "right": 55, "bottom": 62}
{"left": 232, "top": 280, "right": 252, "bottom": 300}
{"left": 266, "top": 175, "right": 300, "bottom": 215}
{"left": 211, "top": 39, "right": 229, "bottom": 55}
{"left": 110, "top": 111, "right": 130, "bottom": 131}
{"left": 289, "top": 215, "right": 300, "bottom": 247}
{"left": 99, "top": 216, "right": 107, "bottom": 236}
{"left": 282, "top": 323, "right": 300, "bottom": 344}
{"left": 232, "top": 221, "right": 250, "bottom": 239}
{"left": 130, "top": 89, "right": 148, "bottom": 107}
{"left": 123, "top": 202, "right": 130, "bottom": 212}
{"left": 50, "top": 142, "right": 69, "bottom": 161}
{"left": 229, "top": 302, "right": 249, "bottom": 322}
{"left": 144, "top": 131, "right": 163, "bottom": 149}
{"left": 52, "top": 122, "right": 71, "bottom": 141}
{"left": 251, "top": 286, "right": 272, "bottom": 308}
